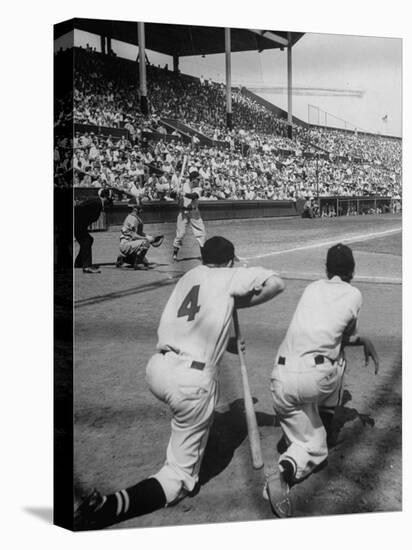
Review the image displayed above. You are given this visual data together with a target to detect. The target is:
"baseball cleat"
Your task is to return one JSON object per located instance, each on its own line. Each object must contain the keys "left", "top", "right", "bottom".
{"left": 83, "top": 267, "right": 101, "bottom": 274}
{"left": 134, "top": 263, "right": 150, "bottom": 271}
{"left": 134, "top": 255, "right": 149, "bottom": 270}
{"left": 142, "top": 258, "right": 154, "bottom": 269}
{"left": 115, "top": 255, "right": 125, "bottom": 268}
{"left": 74, "top": 488, "right": 108, "bottom": 530}
{"left": 263, "top": 465, "right": 293, "bottom": 518}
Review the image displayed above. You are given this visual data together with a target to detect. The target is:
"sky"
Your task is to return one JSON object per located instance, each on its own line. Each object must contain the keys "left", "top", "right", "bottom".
{"left": 56, "top": 26, "right": 402, "bottom": 137}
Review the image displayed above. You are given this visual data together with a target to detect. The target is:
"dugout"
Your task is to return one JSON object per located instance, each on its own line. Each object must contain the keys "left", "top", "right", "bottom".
{"left": 318, "top": 196, "right": 398, "bottom": 217}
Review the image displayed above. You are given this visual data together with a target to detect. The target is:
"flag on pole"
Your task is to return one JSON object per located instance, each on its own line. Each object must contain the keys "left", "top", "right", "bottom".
{"left": 382, "top": 114, "right": 388, "bottom": 123}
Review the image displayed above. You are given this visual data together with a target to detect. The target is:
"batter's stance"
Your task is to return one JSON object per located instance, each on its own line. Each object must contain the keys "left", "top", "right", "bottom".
{"left": 75, "top": 236, "right": 285, "bottom": 529}
{"left": 265, "top": 243, "right": 379, "bottom": 518}
{"left": 172, "top": 171, "right": 206, "bottom": 262}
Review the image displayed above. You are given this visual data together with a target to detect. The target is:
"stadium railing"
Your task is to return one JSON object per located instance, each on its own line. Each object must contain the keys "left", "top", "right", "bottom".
{"left": 74, "top": 123, "right": 130, "bottom": 141}
{"left": 319, "top": 196, "right": 400, "bottom": 216}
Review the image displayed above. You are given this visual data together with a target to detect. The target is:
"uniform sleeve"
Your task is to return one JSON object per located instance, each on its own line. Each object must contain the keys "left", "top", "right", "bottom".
{"left": 345, "top": 287, "right": 363, "bottom": 338}
{"left": 229, "top": 266, "right": 280, "bottom": 298}
{"left": 351, "top": 287, "right": 363, "bottom": 317}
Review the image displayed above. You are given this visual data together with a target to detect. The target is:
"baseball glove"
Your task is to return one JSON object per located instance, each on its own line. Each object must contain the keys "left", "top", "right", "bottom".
{"left": 151, "top": 235, "right": 164, "bottom": 247}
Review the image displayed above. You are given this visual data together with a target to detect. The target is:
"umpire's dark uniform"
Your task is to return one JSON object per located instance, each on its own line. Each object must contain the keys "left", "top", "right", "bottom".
{"left": 74, "top": 197, "right": 103, "bottom": 269}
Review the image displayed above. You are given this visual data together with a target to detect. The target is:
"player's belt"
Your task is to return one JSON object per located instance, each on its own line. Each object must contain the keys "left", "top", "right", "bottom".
{"left": 278, "top": 355, "right": 333, "bottom": 366}
{"left": 160, "top": 349, "right": 205, "bottom": 371}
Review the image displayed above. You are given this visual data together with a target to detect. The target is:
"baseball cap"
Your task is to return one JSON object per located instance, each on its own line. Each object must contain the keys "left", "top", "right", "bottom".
{"left": 98, "top": 188, "right": 112, "bottom": 199}
{"left": 201, "top": 236, "right": 238, "bottom": 265}
{"left": 326, "top": 243, "right": 355, "bottom": 277}
{"left": 189, "top": 171, "right": 200, "bottom": 181}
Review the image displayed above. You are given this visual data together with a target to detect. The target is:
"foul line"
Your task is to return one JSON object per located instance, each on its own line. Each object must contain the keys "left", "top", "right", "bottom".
{"left": 241, "top": 227, "right": 402, "bottom": 261}
{"left": 279, "top": 271, "right": 401, "bottom": 285}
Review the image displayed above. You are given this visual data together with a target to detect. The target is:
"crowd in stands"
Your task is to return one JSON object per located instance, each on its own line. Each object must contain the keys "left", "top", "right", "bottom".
{"left": 54, "top": 47, "right": 402, "bottom": 209}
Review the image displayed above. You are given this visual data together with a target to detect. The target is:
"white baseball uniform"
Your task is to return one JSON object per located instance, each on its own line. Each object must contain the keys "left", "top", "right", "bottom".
{"left": 173, "top": 180, "right": 206, "bottom": 251}
{"left": 146, "top": 264, "right": 280, "bottom": 504}
{"left": 270, "top": 276, "right": 362, "bottom": 480}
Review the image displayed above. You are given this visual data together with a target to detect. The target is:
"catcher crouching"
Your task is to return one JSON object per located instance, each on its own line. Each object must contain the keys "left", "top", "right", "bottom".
{"left": 116, "top": 199, "right": 164, "bottom": 270}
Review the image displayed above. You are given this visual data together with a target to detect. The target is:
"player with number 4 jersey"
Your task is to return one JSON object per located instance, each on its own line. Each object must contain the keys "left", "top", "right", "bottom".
{"left": 157, "top": 264, "right": 272, "bottom": 375}
{"left": 74, "top": 236, "right": 285, "bottom": 530}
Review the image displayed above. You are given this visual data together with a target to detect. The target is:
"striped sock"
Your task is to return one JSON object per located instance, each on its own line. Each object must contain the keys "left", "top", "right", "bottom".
{"left": 94, "top": 478, "right": 166, "bottom": 527}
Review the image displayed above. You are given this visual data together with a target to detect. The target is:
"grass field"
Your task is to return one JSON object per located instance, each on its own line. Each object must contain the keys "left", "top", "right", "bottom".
{"left": 73, "top": 213, "right": 402, "bottom": 529}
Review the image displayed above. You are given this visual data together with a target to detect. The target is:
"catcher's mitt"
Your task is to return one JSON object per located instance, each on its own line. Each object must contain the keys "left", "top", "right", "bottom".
{"left": 151, "top": 235, "right": 164, "bottom": 248}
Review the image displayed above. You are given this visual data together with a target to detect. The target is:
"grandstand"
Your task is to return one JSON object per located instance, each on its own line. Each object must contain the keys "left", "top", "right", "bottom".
{"left": 54, "top": 25, "right": 402, "bottom": 217}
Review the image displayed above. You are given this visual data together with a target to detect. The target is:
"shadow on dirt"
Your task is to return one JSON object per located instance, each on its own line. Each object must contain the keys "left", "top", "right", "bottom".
{"left": 195, "top": 398, "right": 274, "bottom": 490}
{"left": 97, "top": 261, "right": 171, "bottom": 268}
{"left": 292, "top": 353, "right": 402, "bottom": 516}
{"left": 174, "top": 256, "right": 201, "bottom": 263}
{"left": 75, "top": 276, "right": 179, "bottom": 307}
{"left": 330, "top": 389, "right": 375, "bottom": 446}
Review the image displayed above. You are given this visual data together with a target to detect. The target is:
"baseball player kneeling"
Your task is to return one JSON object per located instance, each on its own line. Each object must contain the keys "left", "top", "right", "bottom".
{"left": 115, "top": 199, "right": 164, "bottom": 270}
{"left": 75, "top": 236, "right": 285, "bottom": 529}
{"left": 264, "top": 243, "right": 379, "bottom": 518}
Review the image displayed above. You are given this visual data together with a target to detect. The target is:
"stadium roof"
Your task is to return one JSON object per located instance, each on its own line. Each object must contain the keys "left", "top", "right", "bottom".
{"left": 54, "top": 18, "right": 304, "bottom": 57}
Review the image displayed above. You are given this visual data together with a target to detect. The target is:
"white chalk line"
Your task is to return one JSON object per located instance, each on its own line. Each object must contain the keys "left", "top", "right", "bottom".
{"left": 278, "top": 271, "right": 401, "bottom": 285}
{"left": 240, "top": 227, "right": 402, "bottom": 261}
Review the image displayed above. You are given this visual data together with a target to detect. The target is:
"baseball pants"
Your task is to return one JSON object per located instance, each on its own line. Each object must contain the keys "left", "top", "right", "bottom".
{"left": 270, "top": 355, "right": 345, "bottom": 481}
{"left": 119, "top": 239, "right": 150, "bottom": 259}
{"left": 145, "top": 351, "right": 218, "bottom": 504}
{"left": 173, "top": 213, "right": 206, "bottom": 250}
{"left": 74, "top": 225, "right": 93, "bottom": 268}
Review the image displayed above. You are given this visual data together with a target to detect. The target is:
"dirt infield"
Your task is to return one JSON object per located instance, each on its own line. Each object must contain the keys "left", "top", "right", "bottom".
{"left": 73, "top": 213, "right": 402, "bottom": 529}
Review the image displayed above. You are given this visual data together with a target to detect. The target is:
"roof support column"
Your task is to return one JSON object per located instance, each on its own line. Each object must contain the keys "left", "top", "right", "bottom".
{"left": 173, "top": 55, "right": 179, "bottom": 73}
{"left": 287, "top": 32, "right": 293, "bottom": 139}
{"left": 137, "top": 22, "right": 148, "bottom": 115}
{"left": 100, "top": 35, "right": 106, "bottom": 54}
{"left": 107, "top": 36, "right": 112, "bottom": 55}
{"left": 225, "top": 28, "right": 232, "bottom": 130}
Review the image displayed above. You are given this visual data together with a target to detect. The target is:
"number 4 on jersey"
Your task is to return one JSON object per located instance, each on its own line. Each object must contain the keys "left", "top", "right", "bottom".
{"left": 177, "top": 285, "right": 201, "bottom": 321}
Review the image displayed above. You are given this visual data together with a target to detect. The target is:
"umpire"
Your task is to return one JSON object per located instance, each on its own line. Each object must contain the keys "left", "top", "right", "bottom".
{"left": 74, "top": 189, "right": 113, "bottom": 274}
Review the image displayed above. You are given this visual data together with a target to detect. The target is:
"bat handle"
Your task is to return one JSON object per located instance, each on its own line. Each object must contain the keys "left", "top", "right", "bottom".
{"left": 232, "top": 308, "right": 241, "bottom": 339}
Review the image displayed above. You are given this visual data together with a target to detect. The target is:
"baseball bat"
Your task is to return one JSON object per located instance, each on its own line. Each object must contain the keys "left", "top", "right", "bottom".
{"left": 178, "top": 154, "right": 188, "bottom": 195}
{"left": 233, "top": 309, "right": 264, "bottom": 470}
{"left": 179, "top": 154, "right": 188, "bottom": 180}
